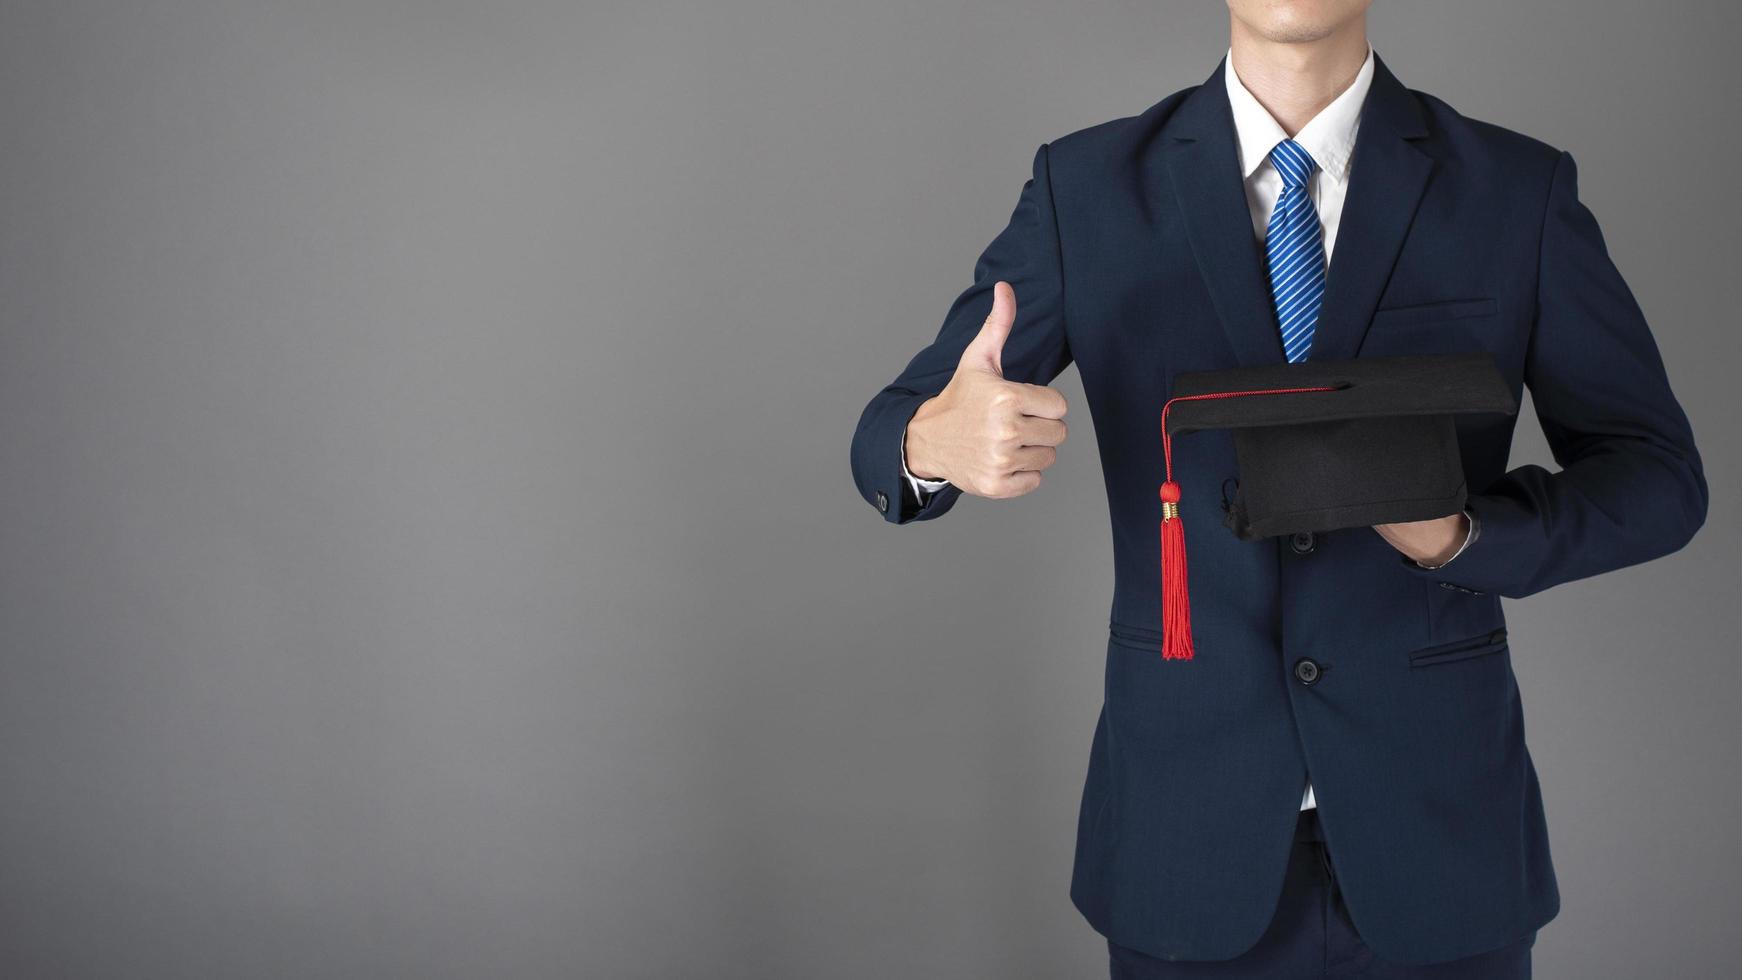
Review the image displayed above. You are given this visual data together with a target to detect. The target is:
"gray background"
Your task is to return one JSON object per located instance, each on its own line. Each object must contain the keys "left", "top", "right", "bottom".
{"left": 0, "top": 1, "right": 1736, "bottom": 977}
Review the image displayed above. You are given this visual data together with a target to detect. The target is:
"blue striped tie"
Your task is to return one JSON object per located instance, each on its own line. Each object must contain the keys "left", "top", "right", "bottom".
{"left": 1265, "top": 139, "right": 1326, "bottom": 363}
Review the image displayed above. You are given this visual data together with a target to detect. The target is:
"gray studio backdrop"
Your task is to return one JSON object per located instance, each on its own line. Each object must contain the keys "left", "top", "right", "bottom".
{"left": 1, "top": 2, "right": 1736, "bottom": 978}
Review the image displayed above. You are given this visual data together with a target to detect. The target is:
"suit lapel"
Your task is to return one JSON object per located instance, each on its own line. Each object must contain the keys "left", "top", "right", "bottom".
{"left": 1158, "top": 58, "right": 1286, "bottom": 368}
{"left": 1310, "top": 54, "right": 1434, "bottom": 362}
{"left": 1153, "top": 53, "right": 1434, "bottom": 367}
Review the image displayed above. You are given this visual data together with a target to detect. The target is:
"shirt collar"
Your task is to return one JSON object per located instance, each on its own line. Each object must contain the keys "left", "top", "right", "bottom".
{"left": 1223, "top": 45, "right": 1375, "bottom": 183}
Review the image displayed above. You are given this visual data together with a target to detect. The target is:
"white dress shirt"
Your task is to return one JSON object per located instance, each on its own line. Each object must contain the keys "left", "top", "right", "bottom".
{"left": 1225, "top": 45, "right": 1375, "bottom": 810}
{"left": 905, "top": 46, "right": 1466, "bottom": 811}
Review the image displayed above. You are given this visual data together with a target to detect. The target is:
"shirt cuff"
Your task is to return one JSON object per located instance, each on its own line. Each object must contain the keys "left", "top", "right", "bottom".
{"left": 900, "top": 425, "right": 951, "bottom": 499}
{"left": 1411, "top": 508, "right": 1480, "bottom": 570}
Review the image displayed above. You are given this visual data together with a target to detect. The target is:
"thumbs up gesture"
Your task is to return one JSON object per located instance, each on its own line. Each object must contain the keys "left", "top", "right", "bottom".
{"left": 903, "top": 282, "right": 1069, "bottom": 499}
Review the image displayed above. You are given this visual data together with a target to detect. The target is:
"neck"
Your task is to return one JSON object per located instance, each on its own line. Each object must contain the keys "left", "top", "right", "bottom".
{"left": 1228, "top": 22, "right": 1369, "bottom": 136}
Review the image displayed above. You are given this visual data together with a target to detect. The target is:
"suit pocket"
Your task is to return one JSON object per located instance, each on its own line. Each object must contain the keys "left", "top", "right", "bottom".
{"left": 1409, "top": 627, "right": 1508, "bottom": 668}
{"left": 1362, "top": 298, "right": 1503, "bottom": 359}
{"left": 1370, "top": 297, "right": 1497, "bottom": 327}
{"left": 1108, "top": 621, "right": 1162, "bottom": 653}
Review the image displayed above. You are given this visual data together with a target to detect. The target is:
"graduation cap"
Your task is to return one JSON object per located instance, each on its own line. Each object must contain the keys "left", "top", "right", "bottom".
{"left": 1156, "top": 352, "right": 1518, "bottom": 661}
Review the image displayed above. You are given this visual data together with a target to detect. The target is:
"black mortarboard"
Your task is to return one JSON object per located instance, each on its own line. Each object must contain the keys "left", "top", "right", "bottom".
{"left": 1154, "top": 352, "right": 1517, "bottom": 661}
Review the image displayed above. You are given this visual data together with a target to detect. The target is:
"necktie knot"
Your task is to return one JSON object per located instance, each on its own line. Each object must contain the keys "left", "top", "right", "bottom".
{"left": 1269, "top": 139, "right": 1317, "bottom": 190}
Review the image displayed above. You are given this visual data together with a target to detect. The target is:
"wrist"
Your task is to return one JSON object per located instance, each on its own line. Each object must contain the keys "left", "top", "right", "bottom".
{"left": 1413, "top": 511, "right": 1475, "bottom": 569}
{"left": 903, "top": 397, "right": 948, "bottom": 482}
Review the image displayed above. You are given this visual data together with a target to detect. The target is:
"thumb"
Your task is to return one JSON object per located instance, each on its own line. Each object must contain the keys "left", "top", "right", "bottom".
{"left": 960, "top": 281, "right": 1016, "bottom": 376}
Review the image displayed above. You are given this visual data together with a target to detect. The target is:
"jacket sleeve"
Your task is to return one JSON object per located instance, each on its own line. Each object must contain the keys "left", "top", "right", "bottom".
{"left": 850, "top": 143, "right": 1074, "bottom": 524}
{"left": 1407, "top": 149, "right": 1707, "bottom": 597}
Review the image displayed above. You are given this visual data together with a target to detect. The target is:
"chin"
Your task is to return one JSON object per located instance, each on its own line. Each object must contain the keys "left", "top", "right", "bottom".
{"left": 1229, "top": 0, "right": 1370, "bottom": 44}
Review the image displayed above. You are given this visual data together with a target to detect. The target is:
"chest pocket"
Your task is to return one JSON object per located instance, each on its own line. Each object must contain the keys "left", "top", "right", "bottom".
{"left": 1359, "top": 297, "right": 1501, "bottom": 358}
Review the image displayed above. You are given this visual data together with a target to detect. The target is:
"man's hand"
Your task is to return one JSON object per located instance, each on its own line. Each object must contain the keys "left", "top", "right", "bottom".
{"left": 1374, "top": 513, "right": 1470, "bottom": 567}
{"left": 903, "top": 282, "right": 1068, "bottom": 499}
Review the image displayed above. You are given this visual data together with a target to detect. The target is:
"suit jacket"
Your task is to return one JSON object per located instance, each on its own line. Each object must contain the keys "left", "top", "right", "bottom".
{"left": 849, "top": 53, "right": 1706, "bottom": 965}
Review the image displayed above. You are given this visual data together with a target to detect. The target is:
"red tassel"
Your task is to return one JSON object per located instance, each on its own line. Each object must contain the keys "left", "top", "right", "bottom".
{"left": 1158, "top": 480, "right": 1192, "bottom": 660}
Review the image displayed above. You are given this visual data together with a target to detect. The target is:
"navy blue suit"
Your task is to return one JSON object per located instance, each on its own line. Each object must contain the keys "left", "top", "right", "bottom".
{"left": 850, "top": 53, "right": 1706, "bottom": 966}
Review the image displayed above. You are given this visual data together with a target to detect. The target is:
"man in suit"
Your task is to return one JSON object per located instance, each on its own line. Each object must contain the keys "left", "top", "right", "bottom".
{"left": 849, "top": 1, "right": 1707, "bottom": 977}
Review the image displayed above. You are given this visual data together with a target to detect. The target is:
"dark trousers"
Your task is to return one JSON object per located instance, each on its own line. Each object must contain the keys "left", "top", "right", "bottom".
{"left": 1107, "top": 810, "right": 1535, "bottom": 979}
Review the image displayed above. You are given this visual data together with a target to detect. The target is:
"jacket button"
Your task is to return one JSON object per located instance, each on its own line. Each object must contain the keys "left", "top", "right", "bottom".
{"left": 1293, "top": 658, "right": 1322, "bottom": 686}
{"left": 1290, "top": 531, "right": 1315, "bottom": 555}
{"left": 875, "top": 490, "right": 889, "bottom": 514}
